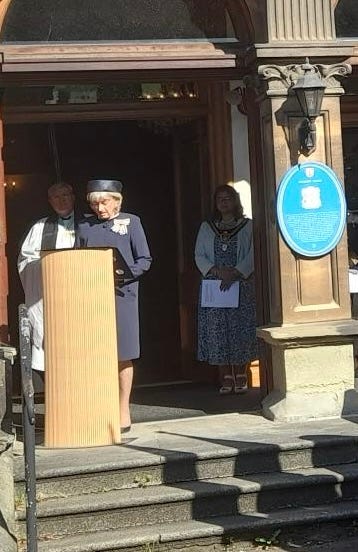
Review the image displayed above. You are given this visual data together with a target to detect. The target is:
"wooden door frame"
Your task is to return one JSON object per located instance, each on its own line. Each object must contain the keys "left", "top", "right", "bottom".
{"left": 341, "top": 96, "right": 358, "bottom": 128}
{"left": 0, "top": 118, "right": 6, "bottom": 342}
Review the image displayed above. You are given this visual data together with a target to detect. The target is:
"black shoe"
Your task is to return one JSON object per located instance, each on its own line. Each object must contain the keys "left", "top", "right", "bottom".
{"left": 120, "top": 426, "right": 131, "bottom": 434}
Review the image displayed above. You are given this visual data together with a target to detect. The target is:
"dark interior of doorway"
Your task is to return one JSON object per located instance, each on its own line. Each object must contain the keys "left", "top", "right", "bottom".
{"left": 5, "top": 119, "right": 261, "bottom": 422}
{"left": 343, "top": 127, "right": 358, "bottom": 254}
{"left": 5, "top": 120, "right": 183, "bottom": 386}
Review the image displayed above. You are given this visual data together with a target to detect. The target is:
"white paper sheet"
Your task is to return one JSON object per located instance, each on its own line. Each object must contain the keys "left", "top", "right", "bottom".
{"left": 201, "top": 279, "right": 240, "bottom": 308}
{"left": 349, "top": 269, "right": 358, "bottom": 293}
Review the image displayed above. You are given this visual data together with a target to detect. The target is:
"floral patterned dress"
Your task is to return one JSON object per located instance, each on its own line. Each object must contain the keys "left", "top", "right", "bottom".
{"left": 197, "top": 225, "right": 258, "bottom": 366}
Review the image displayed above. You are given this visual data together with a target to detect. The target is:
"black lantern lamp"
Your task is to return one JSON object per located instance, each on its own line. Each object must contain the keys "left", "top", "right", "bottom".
{"left": 292, "top": 58, "right": 326, "bottom": 156}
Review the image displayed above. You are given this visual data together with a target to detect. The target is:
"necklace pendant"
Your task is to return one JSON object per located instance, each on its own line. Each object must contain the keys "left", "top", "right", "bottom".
{"left": 222, "top": 244, "right": 228, "bottom": 252}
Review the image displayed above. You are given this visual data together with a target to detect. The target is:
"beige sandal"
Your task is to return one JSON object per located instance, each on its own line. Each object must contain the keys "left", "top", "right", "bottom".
{"left": 234, "top": 374, "right": 248, "bottom": 394}
{"left": 219, "top": 375, "right": 234, "bottom": 395}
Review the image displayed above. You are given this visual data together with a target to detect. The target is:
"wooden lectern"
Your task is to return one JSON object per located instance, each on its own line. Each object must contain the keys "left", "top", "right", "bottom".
{"left": 41, "top": 248, "right": 121, "bottom": 448}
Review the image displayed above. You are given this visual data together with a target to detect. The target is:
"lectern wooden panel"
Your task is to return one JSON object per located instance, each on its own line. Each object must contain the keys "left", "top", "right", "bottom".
{"left": 41, "top": 248, "right": 121, "bottom": 448}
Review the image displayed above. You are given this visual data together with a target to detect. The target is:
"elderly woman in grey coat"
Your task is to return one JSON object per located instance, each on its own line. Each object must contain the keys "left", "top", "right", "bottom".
{"left": 75, "top": 179, "right": 152, "bottom": 432}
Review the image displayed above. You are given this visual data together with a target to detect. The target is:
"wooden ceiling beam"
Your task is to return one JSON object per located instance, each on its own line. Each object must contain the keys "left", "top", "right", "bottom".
{"left": 0, "top": 67, "right": 240, "bottom": 87}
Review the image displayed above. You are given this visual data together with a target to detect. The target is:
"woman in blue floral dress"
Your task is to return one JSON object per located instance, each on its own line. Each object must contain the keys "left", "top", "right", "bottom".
{"left": 195, "top": 185, "right": 257, "bottom": 394}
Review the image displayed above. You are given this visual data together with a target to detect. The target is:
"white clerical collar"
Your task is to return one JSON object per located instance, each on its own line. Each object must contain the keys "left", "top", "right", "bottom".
{"left": 59, "top": 211, "right": 74, "bottom": 221}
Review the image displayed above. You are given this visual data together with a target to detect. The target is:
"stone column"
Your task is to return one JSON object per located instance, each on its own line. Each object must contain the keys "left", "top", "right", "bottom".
{"left": 253, "top": 60, "right": 358, "bottom": 421}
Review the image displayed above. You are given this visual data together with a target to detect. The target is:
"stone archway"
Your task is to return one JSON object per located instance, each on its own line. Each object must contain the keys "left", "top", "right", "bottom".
{"left": 0, "top": 0, "right": 266, "bottom": 45}
{"left": 226, "top": 0, "right": 268, "bottom": 44}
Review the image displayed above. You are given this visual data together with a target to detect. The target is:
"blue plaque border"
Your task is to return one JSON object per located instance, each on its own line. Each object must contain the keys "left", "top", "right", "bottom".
{"left": 276, "top": 162, "right": 346, "bottom": 258}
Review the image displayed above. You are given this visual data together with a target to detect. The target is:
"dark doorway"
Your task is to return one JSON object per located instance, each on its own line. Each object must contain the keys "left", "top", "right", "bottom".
{"left": 5, "top": 117, "right": 263, "bottom": 422}
{"left": 343, "top": 127, "right": 358, "bottom": 255}
{"left": 5, "top": 119, "right": 205, "bottom": 386}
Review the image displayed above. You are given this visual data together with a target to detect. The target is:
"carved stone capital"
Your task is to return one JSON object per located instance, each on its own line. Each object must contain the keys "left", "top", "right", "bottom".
{"left": 258, "top": 64, "right": 298, "bottom": 93}
{"left": 316, "top": 63, "right": 353, "bottom": 92}
{"left": 258, "top": 61, "right": 352, "bottom": 97}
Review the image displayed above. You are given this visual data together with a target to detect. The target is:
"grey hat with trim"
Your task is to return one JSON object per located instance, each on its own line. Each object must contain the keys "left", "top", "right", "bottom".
{"left": 87, "top": 179, "right": 123, "bottom": 193}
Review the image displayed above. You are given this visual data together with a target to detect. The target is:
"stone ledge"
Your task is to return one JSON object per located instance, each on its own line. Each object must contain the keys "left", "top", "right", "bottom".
{"left": 257, "top": 319, "right": 358, "bottom": 347}
{"left": 254, "top": 41, "right": 357, "bottom": 54}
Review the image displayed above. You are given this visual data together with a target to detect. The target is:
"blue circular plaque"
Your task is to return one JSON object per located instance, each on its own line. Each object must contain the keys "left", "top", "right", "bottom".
{"left": 276, "top": 162, "right": 346, "bottom": 257}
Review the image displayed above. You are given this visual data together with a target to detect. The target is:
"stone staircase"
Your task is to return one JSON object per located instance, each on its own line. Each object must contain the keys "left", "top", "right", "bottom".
{"left": 12, "top": 414, "right": 358, "bottom": 551}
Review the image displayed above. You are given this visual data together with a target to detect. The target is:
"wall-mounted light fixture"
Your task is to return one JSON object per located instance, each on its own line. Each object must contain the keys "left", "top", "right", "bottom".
{"left": 292, "top": 58, "right": 326, "bottom": 157}
{"left": 259, "top": 58, "right": 351, "bottom": 156}
{"left": 225, "top": 85, "right": 247, "bottom": 115}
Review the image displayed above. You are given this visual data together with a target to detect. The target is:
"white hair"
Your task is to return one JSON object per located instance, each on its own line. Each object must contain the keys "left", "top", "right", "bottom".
{"left": 87, "top": 191, "right": 123, "bottom": 205}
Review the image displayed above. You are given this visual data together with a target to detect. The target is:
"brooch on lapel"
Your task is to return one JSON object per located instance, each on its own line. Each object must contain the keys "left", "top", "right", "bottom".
{"left": 111, "top": 218, "right": 130, "bottom": 235}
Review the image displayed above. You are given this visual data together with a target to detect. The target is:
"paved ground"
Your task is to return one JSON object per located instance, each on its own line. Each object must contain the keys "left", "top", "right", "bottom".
{"left": 131, "top": 382, "right": 262, "bottom": 422}
{"left": 13, "top": 382, "right": 262, "bottom": 430}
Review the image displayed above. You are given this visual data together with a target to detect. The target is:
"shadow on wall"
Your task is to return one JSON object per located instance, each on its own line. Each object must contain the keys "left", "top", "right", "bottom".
{"left": 274, "top": 93, "right": 302, "bottom": 167}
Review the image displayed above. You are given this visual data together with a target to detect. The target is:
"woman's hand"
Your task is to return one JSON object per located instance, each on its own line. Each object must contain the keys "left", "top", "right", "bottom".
{"left": 208, "top": 266, "right": 220, "bottom": 278}
{"left": 208, "top": 266, "right": 242, "bottom": 290}
{"left": 219, "top": 267, "right": 241, "bottom": 291}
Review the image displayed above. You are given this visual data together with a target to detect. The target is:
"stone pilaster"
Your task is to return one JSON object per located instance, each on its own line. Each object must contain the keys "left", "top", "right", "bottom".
{"left": 256, "top": 60, "right": 351, "bottom": 325}
{"left": 251, "top": 59, "right": 358, "bottom": 421}
{"left": 267, "top": 0, "right": 335, "bottom": 42}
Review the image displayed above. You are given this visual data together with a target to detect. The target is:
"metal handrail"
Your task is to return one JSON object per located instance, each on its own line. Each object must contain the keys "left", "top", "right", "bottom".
{"left": 18, "top": 304, "right": 38, "bottom": 552}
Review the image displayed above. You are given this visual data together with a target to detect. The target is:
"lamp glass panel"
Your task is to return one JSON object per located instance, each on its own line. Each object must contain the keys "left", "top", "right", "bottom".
{"left": 304, "top": 89, "right": 320, "bottom": 118}
{"left": 294, "top": 89, "right": 308, "bottom": 117}
{"left": 295, "top": 88, "right": 325, "bottom": 119}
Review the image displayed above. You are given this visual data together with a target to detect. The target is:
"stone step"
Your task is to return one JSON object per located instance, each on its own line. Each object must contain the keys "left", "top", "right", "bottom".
{"left": 23, "top": 500, "right": 358, "bottom": 552}
{"left": 15, "top": 463, "right": 358, "bottom": 540}
{"left": 13, "top": 434, "right": 358, "bottom": 500}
